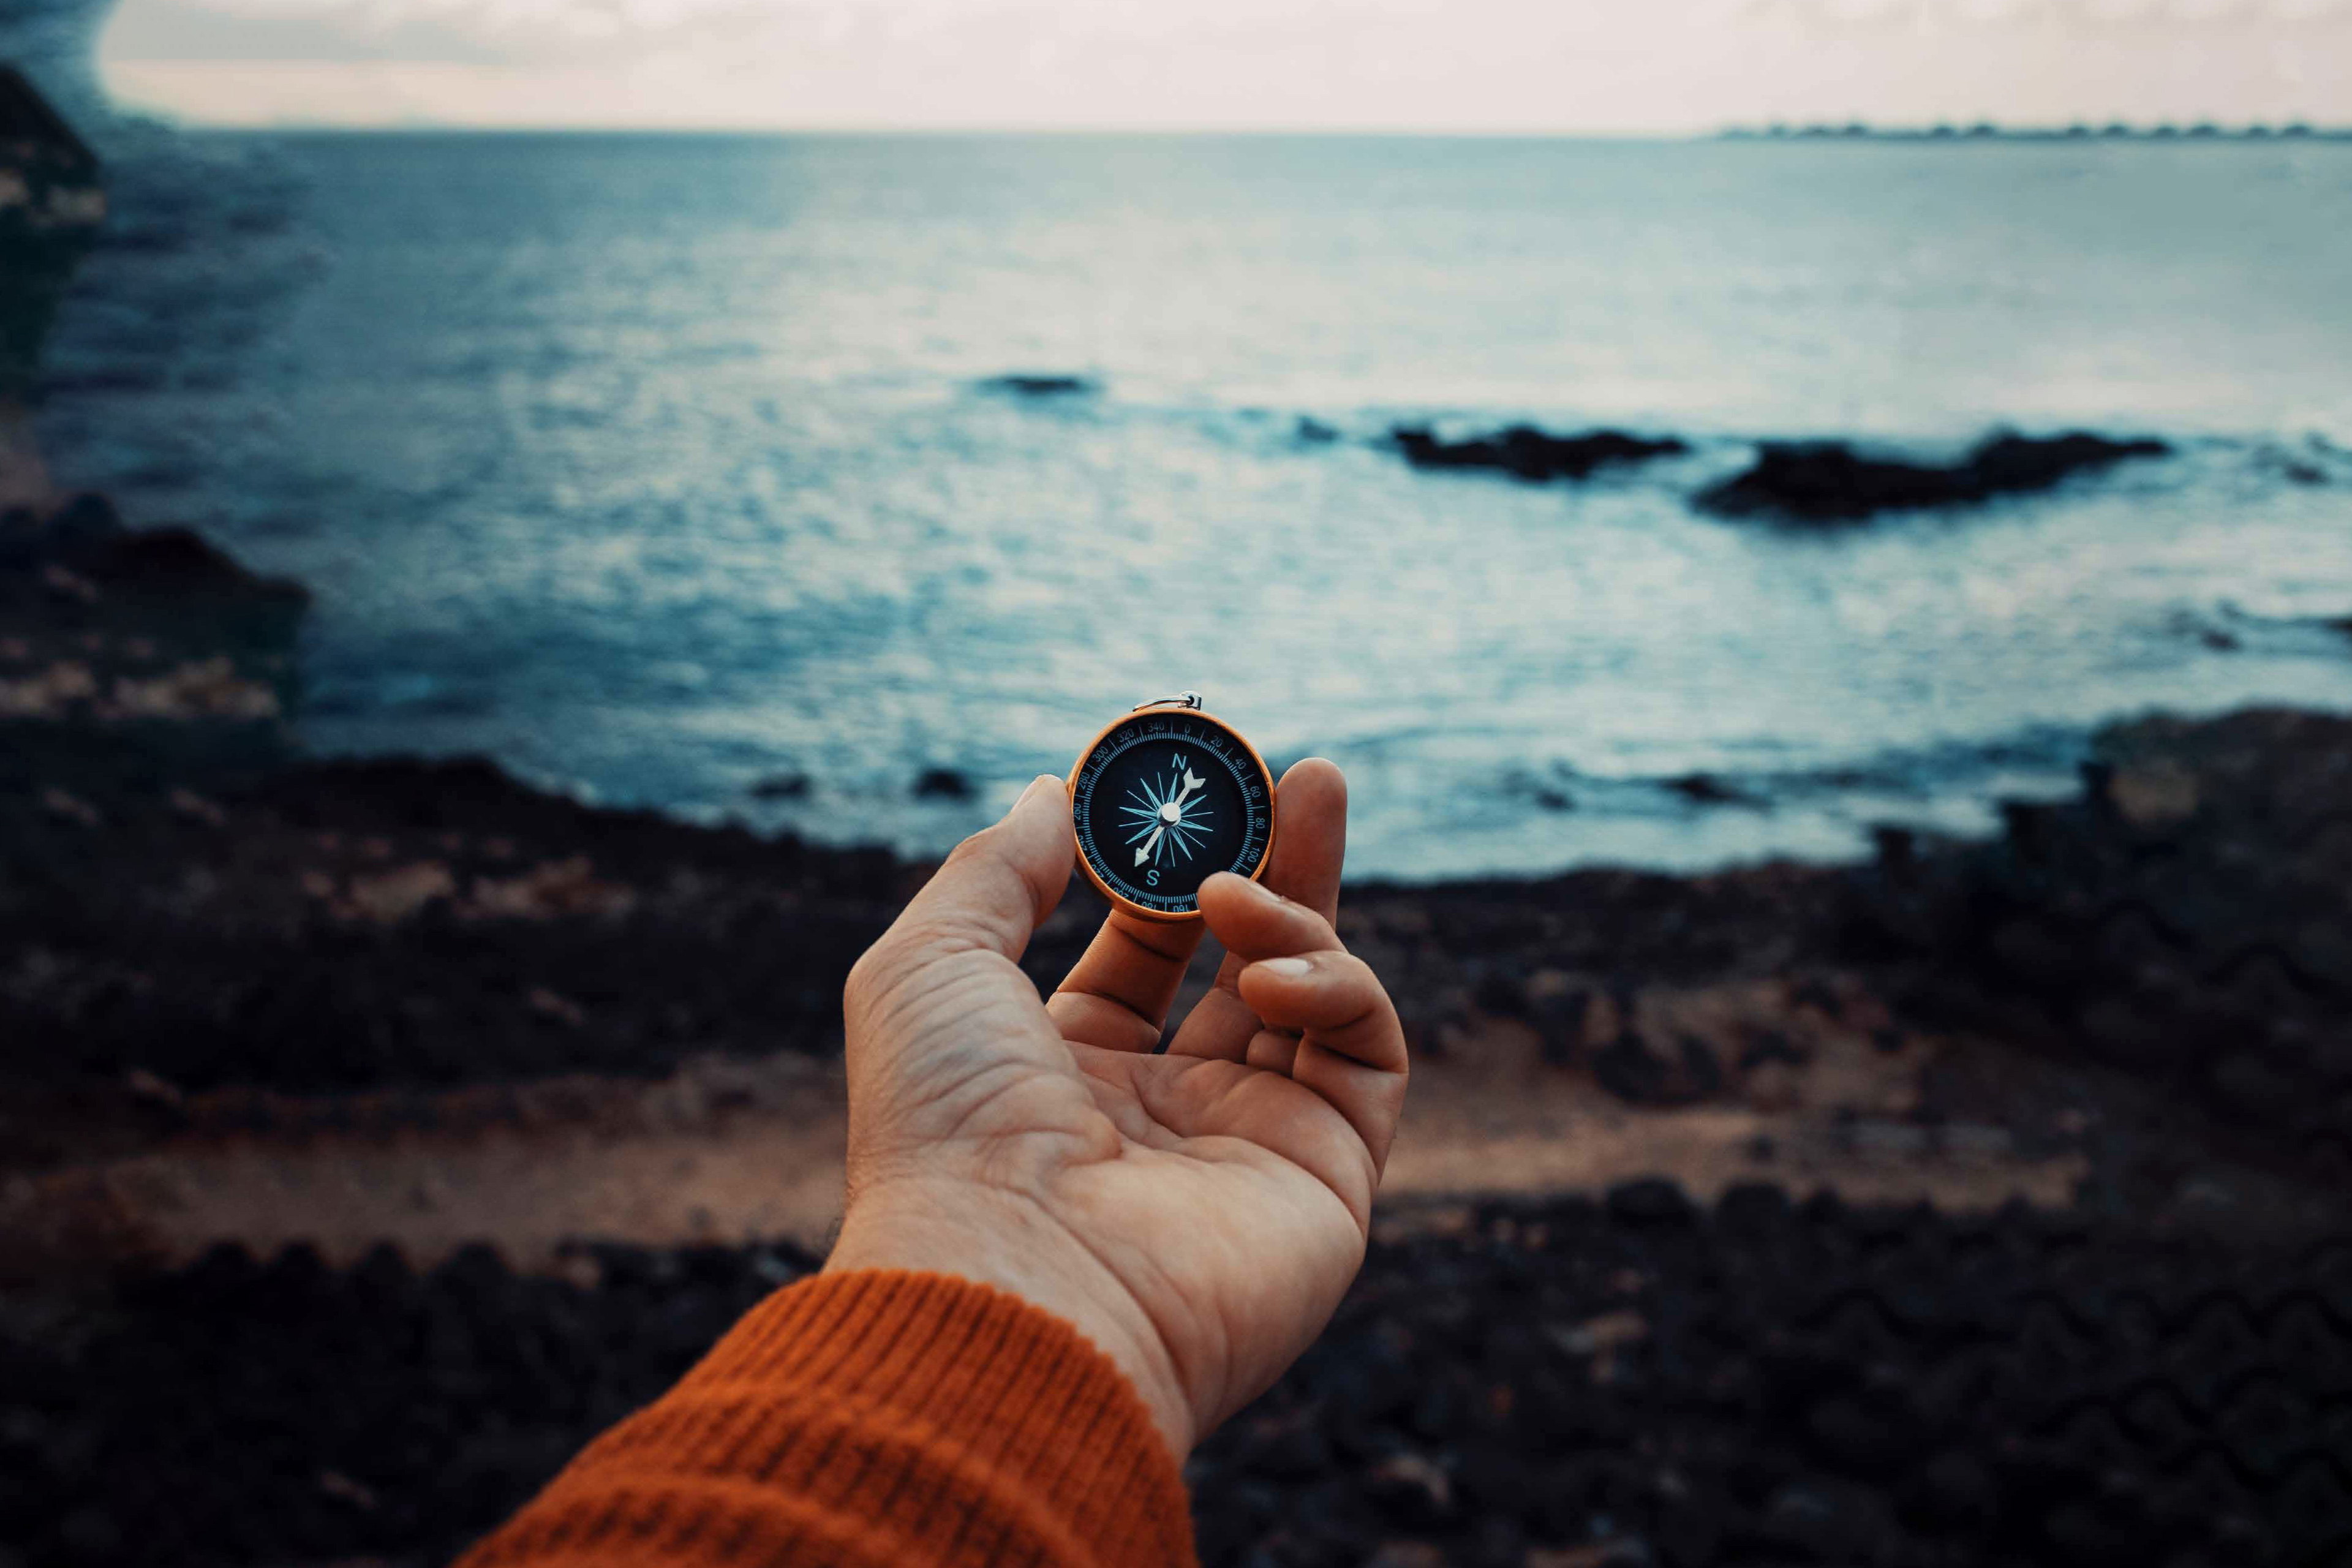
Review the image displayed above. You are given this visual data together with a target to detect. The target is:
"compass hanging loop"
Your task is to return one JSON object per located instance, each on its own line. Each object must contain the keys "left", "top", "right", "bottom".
{"left": 1130, "top": 690, "right": 1204, "bottom": 712}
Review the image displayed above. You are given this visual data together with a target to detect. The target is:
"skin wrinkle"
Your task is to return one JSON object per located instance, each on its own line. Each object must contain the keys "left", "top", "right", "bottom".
{"left": 1139, "top": 1057, "right": 1374, "bottom": 1227}
{"left": 925, "top": 1055, "right": 1069, "bottom": 1151}
{"left": 1046, "top": 1177, "right": 1226, "bottom": 1454}
{"left": 1047, "top": 991, "right": 1161, "bottom": 1054}
{"left": 855, "top": 948, "right": 1020, "bottom": 1050}
{"left": 1290, "top": 1049, "right": 1396, "bottom": 1202}
{"left": 1049, "top": 916, "right": 1202, "bottom": 1041}
{"left": 1074, "top": 1055, "right": 1170, "bottom": 1145}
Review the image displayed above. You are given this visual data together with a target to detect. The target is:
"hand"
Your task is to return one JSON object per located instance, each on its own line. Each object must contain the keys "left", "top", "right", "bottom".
{"left": 826, "top": 761, "right": 1408, "bottom": 1459}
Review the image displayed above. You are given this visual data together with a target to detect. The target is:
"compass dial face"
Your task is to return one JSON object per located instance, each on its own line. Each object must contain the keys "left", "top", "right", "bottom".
{"left": 1070, "top": 709, "right": 1275, "bottom": 919}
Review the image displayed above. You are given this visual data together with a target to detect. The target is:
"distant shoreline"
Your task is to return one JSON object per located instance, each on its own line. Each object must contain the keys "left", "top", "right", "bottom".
{"left": 1720, "top": 121, "right": 2352, "bottom": 143}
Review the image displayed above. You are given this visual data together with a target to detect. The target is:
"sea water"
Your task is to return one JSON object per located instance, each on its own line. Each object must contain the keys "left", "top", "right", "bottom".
{"left": 32, "top": 132, "right": 2352, "bottom": 877}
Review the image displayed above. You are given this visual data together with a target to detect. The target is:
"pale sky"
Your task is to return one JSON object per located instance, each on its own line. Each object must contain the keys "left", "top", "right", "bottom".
{"left": 94, "top": 0, "right": 2352, "bottom": 132}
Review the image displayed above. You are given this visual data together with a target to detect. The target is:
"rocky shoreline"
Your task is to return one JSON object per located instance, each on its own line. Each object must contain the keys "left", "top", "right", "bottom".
{"left": 5, "top": 493, "right": 2352, "bottom": 1566}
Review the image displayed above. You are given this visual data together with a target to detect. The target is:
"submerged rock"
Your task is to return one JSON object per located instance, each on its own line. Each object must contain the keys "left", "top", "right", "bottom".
{"left": 976, "top": 373, "right": 1097, "bottom": 398}
{"left": 1390, "top": 423, "right": 1689, "bottom": 482}
{"left": 1694, "top": 431, "right": 2170, "bottom": 522}
{"left": 912, "top": 766, "right": 974, "bottom": 800}
{"left": 1665, "top": 771, "right": 1752, "bottom": 805}
{"left": 748, "top": 771, "right": 810, "bottom": 801}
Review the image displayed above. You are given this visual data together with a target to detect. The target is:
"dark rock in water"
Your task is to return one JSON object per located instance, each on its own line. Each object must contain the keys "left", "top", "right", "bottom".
{"left": 748, "top": 771, "right": 810, "bottom": 801}
{"left": 1390, "top": 423, "right": 1690, "bottom": 482}
{"left": 78, "top": 523, "right": 307, "bottom": 606}
{"left": 913, "top": 766, "right": 975, "bottom": 801}
{"left": 1667, "top": 771, "right": 1754, "bottom": 806}
{"left": 976, "top": 373, "right": 1097, "bottom": 398}
{"left": 1294, "top": 415, "right": 1340, "bottom": 445}
{"left": 1694, "top": 431, "right": 2171, "bottom": 522}
{"left": 0, "top": 494, "right": 304, "bottom": 608}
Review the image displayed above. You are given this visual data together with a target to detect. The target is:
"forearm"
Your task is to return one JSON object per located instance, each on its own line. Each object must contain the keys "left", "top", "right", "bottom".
{"left": 459, "top": 1270, "right": 1197, "bottom": 1568}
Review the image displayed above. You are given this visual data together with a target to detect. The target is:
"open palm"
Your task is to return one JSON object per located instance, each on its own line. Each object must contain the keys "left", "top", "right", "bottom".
{"left": 827, "top": 761, "right": 1409, "bottom": 1457}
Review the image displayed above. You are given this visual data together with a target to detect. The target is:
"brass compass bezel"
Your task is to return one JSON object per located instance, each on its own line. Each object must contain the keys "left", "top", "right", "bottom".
{"left": 1065, "top": 694, "right": 1278, "bottom": 923}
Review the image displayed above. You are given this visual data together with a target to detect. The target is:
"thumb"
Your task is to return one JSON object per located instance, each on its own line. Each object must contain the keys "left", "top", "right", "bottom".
{"left": 880, "top": 774, "right": 1074, "bottom": 965}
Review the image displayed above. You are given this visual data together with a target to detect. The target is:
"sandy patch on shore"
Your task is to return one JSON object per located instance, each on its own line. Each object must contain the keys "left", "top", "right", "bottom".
{"left": 1, "top": 1001, "right": 2086, "bottom": 1276}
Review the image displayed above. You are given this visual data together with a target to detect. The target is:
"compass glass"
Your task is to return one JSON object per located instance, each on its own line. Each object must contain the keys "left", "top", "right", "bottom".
{"left": 1071, "top": 708, "right": 1275, "bottom": 918}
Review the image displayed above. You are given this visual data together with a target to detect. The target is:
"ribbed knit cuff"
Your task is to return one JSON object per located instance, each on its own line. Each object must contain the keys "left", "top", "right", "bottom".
{"left": 460, "top": 1270, "right": 1198, "bottom": 1568}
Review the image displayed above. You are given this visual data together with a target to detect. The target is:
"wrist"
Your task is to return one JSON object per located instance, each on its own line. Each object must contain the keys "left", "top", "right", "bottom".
{"left": 823, "top": 1180, "right": 1197, "bottom": 1460}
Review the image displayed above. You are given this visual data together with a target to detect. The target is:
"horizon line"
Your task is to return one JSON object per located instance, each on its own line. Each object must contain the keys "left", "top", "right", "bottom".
{"left": 135, "top": 118, "right": 2352, "bottom": 140}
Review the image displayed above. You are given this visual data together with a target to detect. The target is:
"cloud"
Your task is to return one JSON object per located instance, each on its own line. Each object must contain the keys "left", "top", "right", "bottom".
{"left": 94, "top": 0, "right": 2352, "bottom": 128}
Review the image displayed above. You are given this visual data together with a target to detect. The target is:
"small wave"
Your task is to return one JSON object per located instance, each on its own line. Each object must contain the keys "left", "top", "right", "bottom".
{"left": 2183, "top": 601, "right": 2352, "bottom": 657}
{"left": 2254, "top": 435, "right": 2351, "bottom": 487}
{"left": 1491, "top": 728, "right": 2092, "bottom": 820}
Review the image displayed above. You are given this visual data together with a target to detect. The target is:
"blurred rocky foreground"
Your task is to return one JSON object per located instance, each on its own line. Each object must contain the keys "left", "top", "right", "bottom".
{"left": 2, "top": 498, "right": 2351, "bottom": 1568}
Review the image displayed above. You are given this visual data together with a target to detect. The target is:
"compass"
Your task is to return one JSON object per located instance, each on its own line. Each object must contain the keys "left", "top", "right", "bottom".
{"left": 1068, "top": 692, "right": 1277, "bottom": 921}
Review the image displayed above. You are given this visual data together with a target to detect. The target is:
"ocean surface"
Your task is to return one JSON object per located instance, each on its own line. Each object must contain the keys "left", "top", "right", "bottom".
{"left": 31, "top": 130, "right": 2352, "bottom": 878}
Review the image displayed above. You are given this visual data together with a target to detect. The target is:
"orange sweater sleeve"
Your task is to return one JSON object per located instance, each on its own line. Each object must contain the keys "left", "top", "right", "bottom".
{"left": 458, "top": 1270, "right": 1199, "bottom": 1568}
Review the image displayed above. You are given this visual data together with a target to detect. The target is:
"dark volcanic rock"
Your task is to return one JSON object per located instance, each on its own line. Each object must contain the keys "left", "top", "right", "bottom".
{"left": 0, "top": 494, "right": 305, "bottom": 625}
{"left": 1694, "top": 431, "right": 2171, "bottom": 522}
{"left": 1845, "top": 706, "right": 2352, "bottom": 1186}
{"left": 0, "top": 748, "right": 910, "bottom": 1106}
{"left": 1, "top": 499, "right": 309, "bottom": 799}
{"left": 1389, "top": 424, "right": 1690, "bottom": 482}
{"left": 976, "top": 373, "right": 1097, "bottom": 398}
{"left": 76, "top": 523, "right": 307, "bottom": 605}
{"left": 12, "top": 1196, "right": 2345, "bottom": 1568}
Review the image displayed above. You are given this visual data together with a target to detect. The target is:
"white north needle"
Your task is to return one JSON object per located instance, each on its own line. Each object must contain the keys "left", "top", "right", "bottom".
{"left": 1134, "top": 770, "right": 1208, "bottom": 867}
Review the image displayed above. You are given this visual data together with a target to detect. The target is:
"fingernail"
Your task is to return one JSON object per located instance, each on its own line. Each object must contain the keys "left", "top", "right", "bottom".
{"left": 1257, "top": 956, "right": 1313, "bottom": 978}
{"left": 1019, "top": 774, "right": 1061, "bottom": 805}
